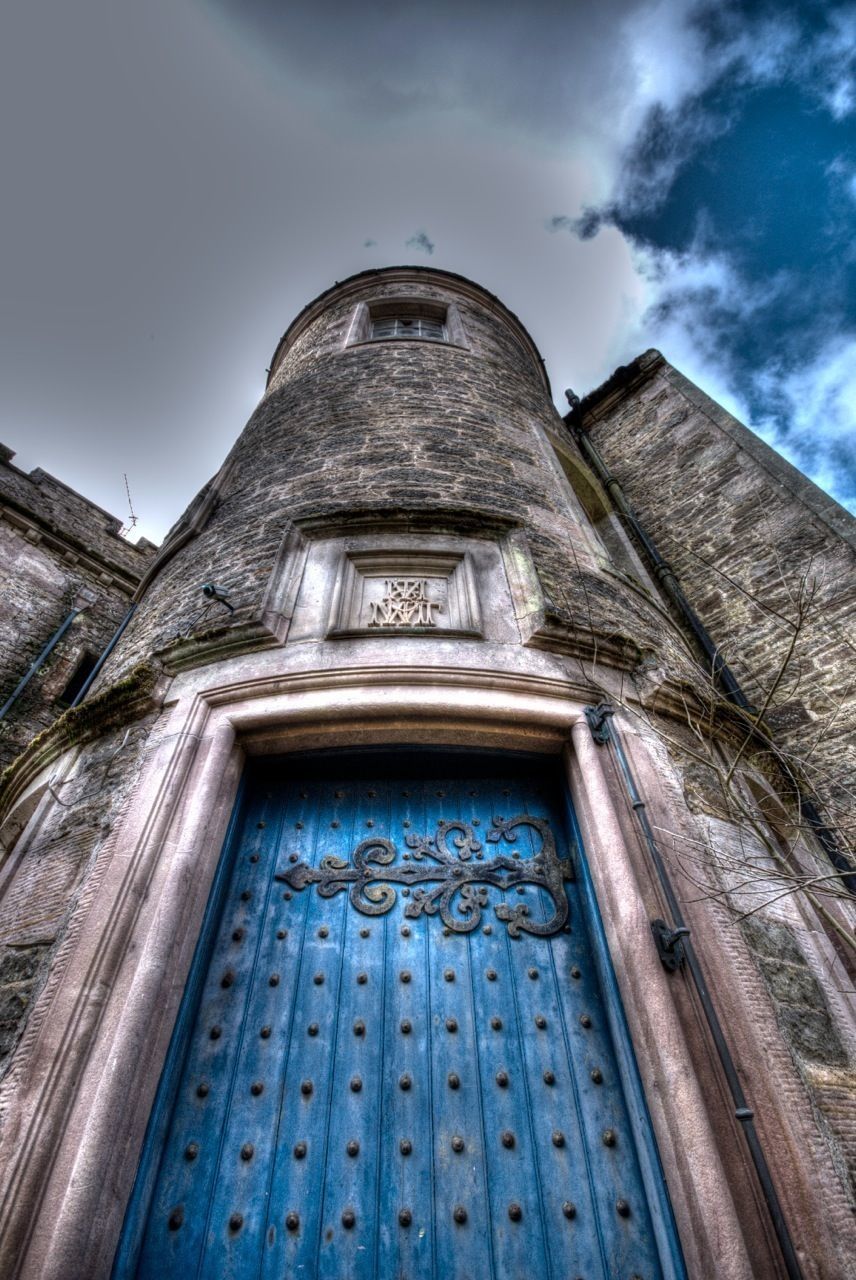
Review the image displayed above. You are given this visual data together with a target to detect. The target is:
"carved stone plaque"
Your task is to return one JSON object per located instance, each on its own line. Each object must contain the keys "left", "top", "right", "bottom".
{"left": 327, "top": 549, "right": 482, "bottom": 638}
{"left": 367, "top": 578, "right": 442, "bottom": 628}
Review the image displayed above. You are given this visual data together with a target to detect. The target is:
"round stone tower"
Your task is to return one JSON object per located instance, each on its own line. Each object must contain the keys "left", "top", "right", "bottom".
{"left": 1, "top": 268, "right": 852, "bottom": 1280}
{"left": 100, "top": 266, "right": 693, "bottom": 692}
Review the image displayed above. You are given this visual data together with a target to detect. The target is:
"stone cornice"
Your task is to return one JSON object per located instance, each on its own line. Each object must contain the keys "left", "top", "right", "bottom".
{"left": 0, "top": 498, "right": 147, "bottom": 594}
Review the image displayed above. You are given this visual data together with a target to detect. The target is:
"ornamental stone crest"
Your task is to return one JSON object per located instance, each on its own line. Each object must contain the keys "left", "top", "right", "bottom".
{"left": 326, "top": 548, "right": 482, "bottom": 639}
{"left": 367, "top": 578, "right": 442, "bottom": 628}
{"left": 275, "top": 815, "right": 574, "bottom": 937}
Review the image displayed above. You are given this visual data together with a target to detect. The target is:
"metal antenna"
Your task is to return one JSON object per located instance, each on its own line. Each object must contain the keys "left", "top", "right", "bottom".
{"left": 122, "top": 473, "right": 138, "bottom": 532}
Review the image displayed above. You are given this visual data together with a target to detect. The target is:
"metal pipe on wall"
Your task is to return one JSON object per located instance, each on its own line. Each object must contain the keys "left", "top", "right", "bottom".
{"left": 0, "top": 609, "right": 82, "bottom": 722}
{"left": 586, "top": 703, "right": 805, "bottom": 1280}
{"left": 70, "top": 603, "right": 137, "bottom": 708}
{"left": 565, "top": 400, "right": 856, "bottom": 895}
{"left": 566, "top": 403, "right": 751, "bottom": 710}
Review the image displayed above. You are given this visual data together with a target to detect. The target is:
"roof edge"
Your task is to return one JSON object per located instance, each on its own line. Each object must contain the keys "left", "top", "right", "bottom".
{"left": 563, "top": 350, "right": 665, "bottom": 426}
{"left": 563, "top": 354, "right": 856, "bottom": 550}
{"left": 266, "top": 266, "right": 551, "bottom": 396}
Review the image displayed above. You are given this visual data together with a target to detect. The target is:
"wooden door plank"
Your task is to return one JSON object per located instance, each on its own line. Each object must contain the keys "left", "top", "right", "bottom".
{"left": 128, "top": 754, "right": 680, "bottom": 1280}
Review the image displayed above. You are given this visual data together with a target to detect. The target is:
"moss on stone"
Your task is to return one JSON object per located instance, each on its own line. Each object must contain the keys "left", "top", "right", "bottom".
{"left": 740, "top": 916, "right": 806, "bottom": 965}
{"left": 777, "top": 1007, "right": 848, "bottom": 1067}
{"left": 757, "top": 956, "right": 826, "bottom": 1008}
{"left": 0, "top": 661, "right": 159, "bottom": 818}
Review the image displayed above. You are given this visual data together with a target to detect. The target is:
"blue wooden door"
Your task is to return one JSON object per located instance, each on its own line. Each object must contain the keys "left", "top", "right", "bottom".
{"left": 118, "top": 752, "right": 684, "bottom": 1279}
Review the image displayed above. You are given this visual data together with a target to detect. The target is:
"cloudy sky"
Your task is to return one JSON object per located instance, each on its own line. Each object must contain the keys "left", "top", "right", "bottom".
{"left": 1, "top": 0, "right": 853, "bottom": 543}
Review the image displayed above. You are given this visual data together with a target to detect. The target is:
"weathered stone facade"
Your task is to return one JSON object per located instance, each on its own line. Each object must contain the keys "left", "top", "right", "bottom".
{"left": 99, "top": 271, "right": 697, "bottom": 696}
{"left": 0, "top": 713, "right": 154, "bottom": 1069}
{"left": 567, "top": 353, "right": 856, "bottom": 1217}
{"left": 575, "top": 353, "right": 856, "bottom": 828}
{"left": 569, "top": 352, "right": 856, "bottom": 1230}
{"left": 0, "top": 445, "right": 155, "bottom": 770}
{"left": 0, "top": 269, "right": 853, "bottom": 1280}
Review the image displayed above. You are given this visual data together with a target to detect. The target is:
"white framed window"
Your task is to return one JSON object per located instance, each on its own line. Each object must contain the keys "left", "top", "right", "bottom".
{"left": 370, "top": 314, "right": 446, "bottom": 341}
{"left": 345, "top": 299, "right": 468, "bottom": 349}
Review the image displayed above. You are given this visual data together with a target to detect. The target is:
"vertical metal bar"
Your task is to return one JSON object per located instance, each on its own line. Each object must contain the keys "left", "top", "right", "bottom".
{"left": 70, "top": 603, "right": 137, "bottom": 707}
{"left": 568, "top": 422, "right": 752, "bottom": 710}
{"left": 0, "top": 609, "right": 81, "bottom": 721}
{"left": 586, "top": 705, "right": 805, "bottom": 1280}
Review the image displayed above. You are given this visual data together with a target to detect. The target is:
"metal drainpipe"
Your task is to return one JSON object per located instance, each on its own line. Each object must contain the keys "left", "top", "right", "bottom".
{"left": 586, "top": 704, "right": 805, "bottom": 1280}
{"left": 69, "top": 603, "right": 137, "bottom": 708}
{"left": 0, "top": 609, "right": 82, "bottom": 721}
{"left": 567, "top": 406, "right": 752, "bottom": 710}
{"left": 565, "top": 401, "right": 856, "bottom": 895}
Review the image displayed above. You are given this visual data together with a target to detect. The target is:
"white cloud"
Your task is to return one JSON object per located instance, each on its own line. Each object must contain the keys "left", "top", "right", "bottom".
{"left": 619, "top": 0, "right": 704, "bottom": 113}
{"left": 602, "top": 236, "right": 856, "bottom": 512}
{"left": 3, "top": 0, "right": 854, "bottom": 537}
{"left": 752, "top": 335, "right": 856, "bottom": 500}
{"left": 615, "top": 241, "right": 758, "bottom": 414}
{"left": 809, "top": 6, "right": 856, "bottom": 118}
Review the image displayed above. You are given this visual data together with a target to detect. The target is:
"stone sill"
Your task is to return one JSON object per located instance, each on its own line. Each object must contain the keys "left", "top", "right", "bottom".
{"left": 345, "top": 337, "right": 470, "bottom": 353}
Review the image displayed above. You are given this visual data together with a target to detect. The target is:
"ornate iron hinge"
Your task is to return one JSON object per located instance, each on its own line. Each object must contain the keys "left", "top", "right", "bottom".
{"left": 275, "top": 815, "right": 574, "bottom": 938}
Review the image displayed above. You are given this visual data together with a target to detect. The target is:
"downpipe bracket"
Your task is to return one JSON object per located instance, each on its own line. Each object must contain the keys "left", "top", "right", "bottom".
{"left": 651, "top": 919, "right": 690, "bottom": 973}
{"left": 584, "top": 703, "right": 614, "bottom": 743}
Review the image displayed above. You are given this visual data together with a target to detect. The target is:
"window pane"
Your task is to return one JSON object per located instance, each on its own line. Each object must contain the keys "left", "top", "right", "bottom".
{"left": 417, "top": 317, "right": 444, "bottom": 338}
{"left": 370, "top": 315, "right": 446, "bottom": 341}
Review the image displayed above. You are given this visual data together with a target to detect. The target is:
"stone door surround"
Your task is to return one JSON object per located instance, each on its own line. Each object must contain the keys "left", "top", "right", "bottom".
{"left": 0, "top": 662, "right": 760, "bottom": 1278}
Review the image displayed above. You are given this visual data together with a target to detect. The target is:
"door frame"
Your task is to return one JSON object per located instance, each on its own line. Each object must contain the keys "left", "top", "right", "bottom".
{"left": 0, "top": 663, "right": 752, "bottom": 1279}
{"left": 113, "top": 746, "right": 687, "bottom": 1278}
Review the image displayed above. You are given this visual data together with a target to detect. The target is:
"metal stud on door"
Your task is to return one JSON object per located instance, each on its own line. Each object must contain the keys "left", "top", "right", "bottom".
{"left": 119, "top": 754, "right": 684, "bottom": 1280}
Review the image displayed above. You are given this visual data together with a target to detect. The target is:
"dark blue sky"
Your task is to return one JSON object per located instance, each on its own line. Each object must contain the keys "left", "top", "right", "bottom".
{"left": 606, "top": 60, "right": 856, "bottom": 499}
{"left": 1, "top": 0, "right": 853, "bottom": 538}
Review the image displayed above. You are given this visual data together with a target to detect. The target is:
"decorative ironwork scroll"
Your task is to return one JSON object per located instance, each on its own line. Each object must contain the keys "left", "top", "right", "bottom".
{"left": 275, "top": 815, "right": 574, "bottom": 937}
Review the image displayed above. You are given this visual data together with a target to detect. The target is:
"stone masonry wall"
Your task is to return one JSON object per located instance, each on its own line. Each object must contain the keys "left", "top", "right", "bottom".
{"left": 95, "top": 271, "right": 698, "bottom": 694}
{"left": 0, "top": 446, "right": 156, "bottom": 770}
{"left": 0, "top": 271, "right": 853, "bottom": 1276}
{"left": 740, "top": 911, "right": 856, "bottom": 1202}
{"left": 0, "top": 719, "right": 155, "bottom": 1078}
{"left": 580, "top": 358, "right": 856, "bottom": 836}
{"left": 580, "top": 360, "right": 856, "bottom": 1226}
